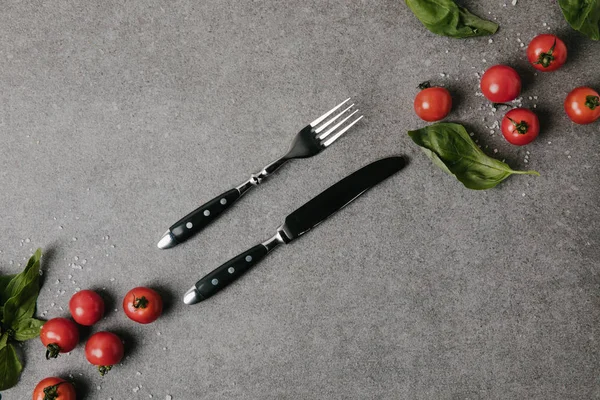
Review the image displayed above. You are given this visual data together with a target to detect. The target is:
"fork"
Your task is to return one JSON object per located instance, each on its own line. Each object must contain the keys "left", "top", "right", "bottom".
{"left": 157, "top": 98, "right": 363, "bottom": 249}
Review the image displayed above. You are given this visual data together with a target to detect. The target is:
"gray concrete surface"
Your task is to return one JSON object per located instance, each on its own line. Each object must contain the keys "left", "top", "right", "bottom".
{"left": 1, "top": 1, "right": 599, "bottom": 399}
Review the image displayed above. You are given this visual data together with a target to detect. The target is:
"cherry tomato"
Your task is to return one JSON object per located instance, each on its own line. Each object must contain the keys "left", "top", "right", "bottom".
{"left": 527, "top": 34, "right": 567, "bottom": 72}
{"left": 33, "top": 377, "right": 76, "bottom": 400}
{"left": 69, "top": 289, "right": 105, "bottom": 326}
{"left": 123, "top": 287, "right": 163, "bottom": 324}
{"left": 40, "top": 318, "right": 79, "bottom": 359}
{"left": 564, "top": 87, "right": 600, "bottom": 125}
{"left": 85, "top": 331, "right": 124, "bottom": 376}
{"left": 480, "top": 65, "right": 521, "bottom": 103}
{"left": 414, "top": 83, "right": 452, "bottom": 122}
{"left": 501, "top": 108, "right": 540, "bottom": 146}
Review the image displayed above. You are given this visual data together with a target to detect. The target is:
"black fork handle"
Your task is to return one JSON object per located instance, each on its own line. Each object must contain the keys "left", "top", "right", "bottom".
{"left": 169, "top": 188, "right": 242, "bottom": 244}
{"left": 166, "top": 157, "right": 289, "bottom": 246}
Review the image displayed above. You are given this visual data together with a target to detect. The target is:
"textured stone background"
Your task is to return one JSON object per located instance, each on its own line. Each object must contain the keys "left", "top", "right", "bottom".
{"left": 1, "top": 0, "right": 599, "bottom": 399}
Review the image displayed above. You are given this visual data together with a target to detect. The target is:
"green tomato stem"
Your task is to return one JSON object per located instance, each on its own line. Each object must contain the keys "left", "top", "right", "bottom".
{"left": 133, "top": 294, "right": 149, "bottom": 309}
{"left": 98, "top": 365, "right": 112, "bottom": 376}
{"left": 585, "top": 95, "right": 600, "bottom": 110}
{"left": 43, "top": 382, "right": 65, "bottom": 400}
{"left": 508, "top": 117, "right": 529, "bottom": 134}
{"left": 535, "top": 38, "right": 556, "bottom": 68}
{"left": 45, "top": 343, "right": 61, "bottom": 359}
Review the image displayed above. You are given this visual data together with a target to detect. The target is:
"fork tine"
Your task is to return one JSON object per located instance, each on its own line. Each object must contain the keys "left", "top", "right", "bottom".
{"left": 314, "top": 103, "right": 355, "bottom": 134}
{"left": 318, "top": 109, "right": 359, "bottom": 140}
{"left": 322, "top": 115, "right": 363, "bottom": 147}
{"left": 310, "top": 98, "right": 351, "bottom": 127}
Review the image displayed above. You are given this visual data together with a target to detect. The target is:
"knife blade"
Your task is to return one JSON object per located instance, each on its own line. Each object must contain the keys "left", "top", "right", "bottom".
{"left": 183, "top": 156, "right": 407, "bottom": 305}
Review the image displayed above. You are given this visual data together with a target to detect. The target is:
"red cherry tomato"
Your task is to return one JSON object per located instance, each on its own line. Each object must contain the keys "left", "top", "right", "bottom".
{"left": 69, "top": 290, "right": 105, "bottom": 326}
{"left": 123, "top": 287, "right": 163, "bottom": 324}
{"left": 40, "top": 318, "right": 79, "bottom": 359}
{"left": 480, "top": 65, "right": 522, "bottom": 103}
{"left": 414, "top": 83, "right": 452, "bottom": 122}
{"left": 564, "top": 87, "right": 600, "bottom": 125}
{"left": 33, "top": 377, "right": 76, "bottom": 400}
{"left": 501, "top": 108, "right": 540, "bottom": 146}
{"left": 85, "top": 331, "right": 124, "bottom": 376}
{"left": 527, "top": 34, "right": 567, "bottom": 72}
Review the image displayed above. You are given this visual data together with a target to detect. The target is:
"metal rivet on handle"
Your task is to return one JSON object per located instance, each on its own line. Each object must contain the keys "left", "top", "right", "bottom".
{"left": 220, "top": 198, "right": 227, "bottom": 205}
{"left": 245, "top": 255, "right": 252, "bottom": 262}
{"left": 204, "top": 210, "right": 211, "bottom": 216}
{"left": 211, "top": 279, "right": 218, "bottom": 285}
{"left": 186, "top": 222, "right": 193, "bottom": 229}
{"left": 228, "top": 267, "right": 235, "bottom": 274}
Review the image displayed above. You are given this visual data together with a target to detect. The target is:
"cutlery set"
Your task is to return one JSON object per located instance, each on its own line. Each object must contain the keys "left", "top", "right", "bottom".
{"left": 157, "top": 99, "right": 406, "bottom": 304}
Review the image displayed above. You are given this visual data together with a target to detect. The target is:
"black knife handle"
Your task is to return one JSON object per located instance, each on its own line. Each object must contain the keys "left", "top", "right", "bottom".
{"left": 169, "top": 189, "right": 241, "bottom": 244}
{"left": 195, "top": 244, "right": 268, "bottom": 300}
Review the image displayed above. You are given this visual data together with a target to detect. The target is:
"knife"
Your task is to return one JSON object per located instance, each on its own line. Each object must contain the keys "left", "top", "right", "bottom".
{"left": 182, "top": 156, "right": 407, "bottom": 305}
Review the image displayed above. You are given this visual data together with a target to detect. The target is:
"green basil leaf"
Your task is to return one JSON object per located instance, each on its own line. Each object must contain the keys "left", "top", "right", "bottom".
{"left": 2, "top": 250, "right": 42, "bottom": 328}
{"left": 3, "top": 249, "right": 41, "bottom": 300}
{"left": 0, "top": 343, "right": 22, "bottom": 391}
{"left": 13, "top": 318, "right": 44, "bottom": 341}
{"left": 0, "top": 333, "right": 7, "bottom": 349}
{"left": 0, "top": 274, "right": 16, "bottom": 302}
{"left": 408, "top": 123, "right": 539, "bottom": 190}
{"left": 405, "top": 0, "right": 498, "bottom": 38}
{"left": 559, "top": 0, "right": 600, "bottom": 40}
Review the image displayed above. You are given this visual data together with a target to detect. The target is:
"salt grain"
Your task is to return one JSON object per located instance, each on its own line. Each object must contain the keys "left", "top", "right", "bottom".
{"left": 110, "top": 277, "right": 115, "bottom": 281}
{"left": 72, "top": 237, "right": 77, "bottom": 241}
{"left": 522, "top": 193, "right": 526, "bottom": 197}
{"left": 97, "top": 386, "right": 101, "bottom": 390}
{"left": 136, "top": 371, "right": 142, "bottom": 375}
{"left": 166, "top": 395, "right": 172, "bottom": 400}
{"left": 543, "top": 22, "right": 547, "bottom": 26}
{"left": 488, "top": 39, "right": 493, "bottom": 44}
{"left": 133, "top": 386, "right": 140, "bottom": 393}
{"left": 512, "top": 0, "right": 517, "bottom": 5}
{"left": 68, "top": 274, "right": 73, "bottom": 279}
{"left": 520, "top": 43, "right": 525, "bottom": 47}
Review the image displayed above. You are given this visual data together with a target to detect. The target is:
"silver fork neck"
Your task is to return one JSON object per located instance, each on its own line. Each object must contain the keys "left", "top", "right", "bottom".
{"left": 235, "top": 156, "right": 288, "bottom": 196}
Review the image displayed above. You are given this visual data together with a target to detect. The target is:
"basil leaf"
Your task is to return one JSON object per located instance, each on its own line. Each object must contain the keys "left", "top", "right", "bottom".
{"left": 0, "top": 333, "right": 7, "bottom": 349}
{"left": 2, "top": 250, "right": 42, "bottom": 328}
{"left": 3, "top": 249, "right": 41, "bottom": 300}
{"left": 0, "top": 274, "right": 16, "bottom": 303}
{"left": 406, "top": 0, "right": 498, "bottom": 38}
{"left": 408, "top": 123, "right": 539, "bottom": 190}
{"left": 0, "top": 343, "right": 22, "bottom": 391}
{"left": 13, "top": 318, "right": 44, "bottom": 342}
{"left": 559, "top": 0, "right": 600, "bottom": 40}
